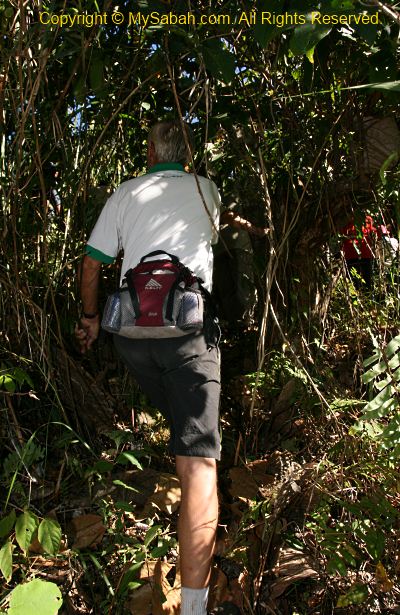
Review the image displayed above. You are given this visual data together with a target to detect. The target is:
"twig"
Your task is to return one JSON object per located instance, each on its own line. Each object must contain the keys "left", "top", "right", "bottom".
{"left": 5, "top": 394, "right": 25, "bottom": 447}
{"left": 363, "top": 0, "right": 400, "bottom": 25}
{"left": 164, "top": 40, "right": 233, "bottom": 258}
{"left": 55, "top": 457, "right": 66, "bottom": 499}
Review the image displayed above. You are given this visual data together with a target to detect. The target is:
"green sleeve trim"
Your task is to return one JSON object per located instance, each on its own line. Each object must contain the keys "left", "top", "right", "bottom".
{"left": 85, "top": 245, "right": 115, "bottom": 264}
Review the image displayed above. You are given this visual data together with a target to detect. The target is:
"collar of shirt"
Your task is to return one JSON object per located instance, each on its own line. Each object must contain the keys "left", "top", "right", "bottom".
{"left": 147, "top": 162, "right": 185, "bottom": 174}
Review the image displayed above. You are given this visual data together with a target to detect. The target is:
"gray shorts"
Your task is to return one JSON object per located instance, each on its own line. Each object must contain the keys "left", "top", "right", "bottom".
{"left": 113, "top": 331, "right": 221, "bottom": 460}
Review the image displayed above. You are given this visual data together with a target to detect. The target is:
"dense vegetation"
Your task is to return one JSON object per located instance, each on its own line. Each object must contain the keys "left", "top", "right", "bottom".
{"left": 1, "top": 0, "right": 400, "bottom": 613}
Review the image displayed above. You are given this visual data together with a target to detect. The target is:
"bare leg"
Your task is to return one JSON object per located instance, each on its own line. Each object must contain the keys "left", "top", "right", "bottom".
{"left": 175, "top": 455, "right": 218, "bottom": 589}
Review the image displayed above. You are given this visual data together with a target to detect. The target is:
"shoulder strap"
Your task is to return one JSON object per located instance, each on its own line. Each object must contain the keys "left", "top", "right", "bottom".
{"left": 140, "top": 251, "right": 180, "bottom": 265}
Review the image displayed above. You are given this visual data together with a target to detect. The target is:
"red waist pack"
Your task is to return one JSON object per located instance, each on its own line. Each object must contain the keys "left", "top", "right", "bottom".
{"left": 102, "top": 251, "right": 207, "bottom": 338}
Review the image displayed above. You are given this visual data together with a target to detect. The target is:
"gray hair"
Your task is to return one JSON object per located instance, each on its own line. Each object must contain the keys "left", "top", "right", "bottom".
{"left": 149, "top": 120, "right": 194, "bottom": 165}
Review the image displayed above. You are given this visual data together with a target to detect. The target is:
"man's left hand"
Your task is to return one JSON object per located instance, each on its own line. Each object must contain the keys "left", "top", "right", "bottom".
{"left": 75, "top": 315, "right": 100, "bottom": 353}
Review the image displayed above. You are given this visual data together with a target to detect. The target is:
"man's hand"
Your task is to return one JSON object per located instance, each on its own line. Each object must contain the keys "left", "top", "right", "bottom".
{"left": 75, "top": 315, "right": 100, "bottom": 353}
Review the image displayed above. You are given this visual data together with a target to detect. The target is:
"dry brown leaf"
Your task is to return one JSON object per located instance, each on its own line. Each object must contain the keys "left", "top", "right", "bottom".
{"left": 125, "top": 561, "right": 175, "bottom": 615}
{"left": 247, "top": 459, "right": 269, "bottom": 474}
{"left": 236, "top": 570, "right": 251, "bottom": 608}
{"left": 229, "top": 577, "right": 246, "bottom": 611}
{"left": 140, "top": 560, "right": 174, "bottom": 581}
{"left": 144, "top": 473, "right": 181, "bottom": 515}
{"left": 270, "top": 547, "right": 319, "bottom": 599}
{"left": 229, "top": 463, "right": 274, "bottom": 500}
{"left": 29, "top": 535, "right": 44, "bottom": 554}
{"left": 376, "top": 562, "right": 394, "bottom": 592}
{"left": 229, "top": 467, "right": 258, "bottom": 500}
{"left": 152, "top": 559, "right": 181, "bottom": 615}
{"left": 126, "top": 582, "right": 153, "bottom": 615}
{"left": 214, "top": 526, "right": 230, "bottom": 557}
{"left": 207, "top": 566, "right": 229, "bottom": 612}
{"left": 395, "top": 554, "right": 400, "bottom": 576}
{"left": 71, "top": 514, "right": 106, "bottom": 549}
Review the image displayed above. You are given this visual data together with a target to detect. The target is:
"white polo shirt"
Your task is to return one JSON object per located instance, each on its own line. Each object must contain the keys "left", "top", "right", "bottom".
{"left": 86, "top": 163, "right": 220, "bottom": 290}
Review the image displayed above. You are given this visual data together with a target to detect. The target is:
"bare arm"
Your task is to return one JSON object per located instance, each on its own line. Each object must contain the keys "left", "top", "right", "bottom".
{"left": 220, "top": 210, "right": 269, "bottom": 237}
{"left": 75, "top": 255, "right": 102, "bottom": 353}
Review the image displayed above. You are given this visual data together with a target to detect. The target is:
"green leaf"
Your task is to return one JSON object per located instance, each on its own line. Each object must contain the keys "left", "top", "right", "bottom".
{"left": 251, "top": 1, "right": 283, "bottom": 48}
{"left": 363, "top": 528, "right": 385, "bottom": 560}
{"left": 144, "top": 525, "right": 161, "bottom": 547}
{"left": 15, "top": 511, "right": 39, "bottom": 553}
{"left": 114, "top": 501, "right": 135, "bottom": 512}
{"left": 336, "top": 583, "right": 369, "bottom": 607}
{"left": 0, "top": 510, "right": 16, "bottom": 538}
{"left": 331, "top": 0, "right": 354, "bottom": 8}
{"left": 0, "top": 540, "right": 14, "bottom": 581}
{"left": 73, "top": 76, "right": 87, "bottom": 104}
{"left": 252, "top": 22, "right": 279, "bottom": 47}
{"left": 354, "top": 22, "right": 377, "bottom": 45}
{"left": 112, "top": 479, "right": 138, "bottom": 492}
{"left": 91, "top": 460, "right": 114, "bottom": 474}
{"left": 12, "top": 367, "right": 33, "bottom": 388}
{"left": 290, "top": 23, "right": 331, "bottom": 56}
{"left": 363, "top": 363, "right": 387, "bottom": 383}
{"left": 117, "top": 561, "right": 143, "bottom": 596}
{"left": 361, "top": 395, "right": 396, "bottom": 420}
{"left": 363, "top": 350, "right": 380, "bottom": 368}
{"left": 374, "top": 376, "right": 392, "bottom": 391}
{"left": 380, "top": 413, "right": 400, "bottom": 448}
{"left": 89, "top": 57, "right": 104, "bottom": 95}
{"left": 38, "top": 518, "right": 62, "bottom": 556}
{"left": 127, "top": 581, "right": 142, "bottom": 590}
{"left": 327, "top": 553, "right": 347, "bottom": 575}
{"left": 380, "top": 152, "right": 400, "bottom": 185}
{"left": 7, "top": 579, "right": 62, "bottom": 615}
{"left": 116, "top": 451, "right": 143, "bottom": 470}
{"left": 367, "top": 80, "right": 400, "bottom": 92}
{"left": 0, "top": 375, "right": 16, "bottom": 393}
{"left": 150, "top": 543, "right": 170, "bottom": 558}
{"left": 202, "top": 39, "right": 235, "bottom": 83}
{"left": 340, "top": 547, "right": 358, "bottom": 568}
{"left": 361, "top": 384, "right": 392, "bottom": 413}
{"left": 306, "top": 46, "right": 316, "bottom": 63}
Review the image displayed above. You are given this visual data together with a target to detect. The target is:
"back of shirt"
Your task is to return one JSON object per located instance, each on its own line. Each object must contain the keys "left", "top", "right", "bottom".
{"left": 87, "top": 168, "right": 220, "bottom": 290}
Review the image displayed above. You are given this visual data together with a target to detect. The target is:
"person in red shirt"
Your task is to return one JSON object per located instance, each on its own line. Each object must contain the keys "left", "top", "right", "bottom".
{"left": 341, "top": 215, "right": 386, "bottom": 290}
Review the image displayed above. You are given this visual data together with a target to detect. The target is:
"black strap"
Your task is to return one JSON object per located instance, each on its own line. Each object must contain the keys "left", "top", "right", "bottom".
{"left": 140, "top": 250, "right": 180, "bottom": 265}
{"left": 125, "top": 268, "right": 141, "bottom": 319}
{"left": 199, "top": 283, "right": 217, "bottom": 319}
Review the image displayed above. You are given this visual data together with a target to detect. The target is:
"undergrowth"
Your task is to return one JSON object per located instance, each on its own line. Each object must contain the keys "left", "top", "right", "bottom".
{"left": 1, "top": 242, "right": 400, "bottom": 614}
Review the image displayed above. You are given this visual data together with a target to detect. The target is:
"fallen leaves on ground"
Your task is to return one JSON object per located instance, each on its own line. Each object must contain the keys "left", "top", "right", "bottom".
{"left": 208, "top": 565, "right": 249, "bottom": 612}
{"left": 70, "top": 514, "right": 106, "bottom": 549}
{"left": 229, "top": 460, "right": 274, "bottom": 501}
{"left": 375, "top": 562, "right": 394, "bottom": 592}
{"left": 270, "top": 547, "right": 319, "bottom": 599}
{"left": 126, "top": 560, "right": 180, "bottom": 615}
{"left": 152, "top": 559, "right": 181, "bottom": 615}
{"left": 143, "top": 473, "right": 181, "bottom": 515}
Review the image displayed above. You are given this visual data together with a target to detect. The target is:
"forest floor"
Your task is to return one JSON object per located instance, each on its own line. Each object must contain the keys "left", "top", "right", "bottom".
{"left": 1, "top": 308, "right": 400, "bottom": 615}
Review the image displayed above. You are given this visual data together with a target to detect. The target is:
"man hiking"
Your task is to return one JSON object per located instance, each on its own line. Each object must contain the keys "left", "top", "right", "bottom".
{"left": 76, "top": 120, "right": 221, "bottom": 615}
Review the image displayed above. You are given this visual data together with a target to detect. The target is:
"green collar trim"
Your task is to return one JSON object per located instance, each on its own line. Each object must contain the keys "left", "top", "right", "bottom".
{"left": 147, "top": 162, "right": 185, "bottom": 174}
